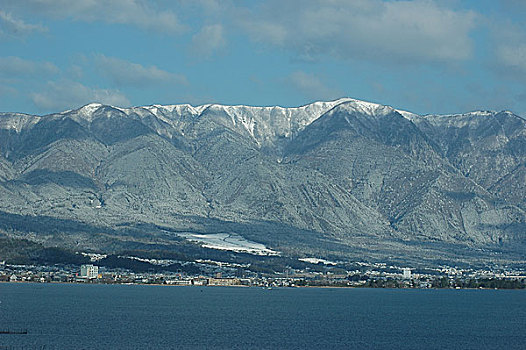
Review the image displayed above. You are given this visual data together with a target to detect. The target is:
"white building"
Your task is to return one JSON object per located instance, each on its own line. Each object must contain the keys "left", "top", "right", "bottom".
{"left": 402, "top": 268, "right": 412, "bottom": 279}
{"left": 80, "top": 264, "right": 99, "bottom": 279}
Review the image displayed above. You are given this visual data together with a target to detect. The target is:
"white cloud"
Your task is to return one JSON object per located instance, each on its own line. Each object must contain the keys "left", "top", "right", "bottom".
{"left": 191, "top": 24, "right": 226, "bottom": 58}
{"left": 94, "top": 55, "right": 187, "bottom": 86}
{"left": 238, "top": 0, "right": 477, "bottom": 65}
{"left": 1, "top": 0, "right": 185, "bottom": 34}
{"left": 287, "top": 71, "right": 342, "bottom": 101}
{"left": 31, "top": 80, "right": 130, "bottom": 112}
{"left": 0, "top": 56, "right": 59, "bottom": 77}
{"left": 0, "top": 10, "right": 47, "bottom": 37}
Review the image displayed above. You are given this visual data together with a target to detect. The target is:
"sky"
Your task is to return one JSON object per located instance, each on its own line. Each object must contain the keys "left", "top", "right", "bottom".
{"left": 1, "top": 0, "right": 526, "bottom": 117}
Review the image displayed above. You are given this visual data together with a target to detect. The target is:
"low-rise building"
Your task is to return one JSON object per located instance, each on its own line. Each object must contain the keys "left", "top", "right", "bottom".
{"left": 207, "top": 278, "right": 240, "bottom": 286}
{"left": 166, "top": 279, "right": 192, "bottom": 286}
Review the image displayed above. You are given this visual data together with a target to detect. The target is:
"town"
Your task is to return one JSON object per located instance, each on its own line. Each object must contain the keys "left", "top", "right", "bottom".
{"left": 1, "top": 260, "right": 525, "bottom": 289}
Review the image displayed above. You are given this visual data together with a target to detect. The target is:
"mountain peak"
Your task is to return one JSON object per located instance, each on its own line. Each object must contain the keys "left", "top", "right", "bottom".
{"left": 79, "top": 102, "right": 103, "bottom": 111}
{"left": 73, "top": 103, "right": 104, "bottom": 118}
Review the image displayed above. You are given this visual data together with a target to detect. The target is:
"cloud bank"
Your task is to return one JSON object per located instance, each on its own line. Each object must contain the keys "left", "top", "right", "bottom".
{"left": 1, "top": 0, "right": 184, "bottom": 34}
{"left": 238, "top": 0, "right": 477, "bottom": 65}
{"left": 94, "top": 55, "right": 187, "bottom": 86}
{"left": 0, "top": 10, "right": 46, "bottom": 38}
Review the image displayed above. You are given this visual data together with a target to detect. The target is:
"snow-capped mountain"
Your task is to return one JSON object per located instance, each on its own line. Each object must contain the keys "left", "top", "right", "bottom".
{"left": 0, "top": 98, "right": 524, "bottom": 265}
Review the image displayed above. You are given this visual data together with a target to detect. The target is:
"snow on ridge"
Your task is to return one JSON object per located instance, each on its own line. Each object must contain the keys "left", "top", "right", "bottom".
{"left": 141, "top": 97, "right": 354, "bottom": 116}
{"left": 423, "top": 110, "right": 495, "bottom": 121}
{"left": 66, "top": 98, "right": 385, "bottom": 122}
{"left": 183, "top": 98, "right": 350, "bottom": 111}
{"left": 8, "top": 99, "right": 518, "bottom": 137}
{"left": 429, "top": 110, "right": 495, "bottom": 118}
{"left": 0, "top": 113, "right": 40, "bottom": 132}
{"left": 22, "top": 99, "right": 517, "bottom": 123}
{"left": 320, "top": 98, "right": 422, "bottom": 121}
{"left": 62, "top": 98, "right": 402, "bottom": 144}
{"left": 396, "top": 109, "right": 525, "bottom": 126}
{"left": 154, "top": 98, "right": 359, "bottom": 142}
{"left": 329, "top": 98, "right": 397, "bottom": 119}
{"left": 396, "top": 109, "right": 420, "bottom": 120}
{"left": 143, "top": 103, "right": 207, "bottom": 116}
{"left": 347, "top": 98, "right": 385, "bottom": 111}
{"left": 79, "top": 103, "right": 103, "bottom": 113}
{"left": 414, "top": 110, "right": 521, "bottom": 121}
{"left": 410, "top": 110, "right": 507, "bottom": 129}
{"left": 66, "top": 103, "right": 105, "bottom": 123}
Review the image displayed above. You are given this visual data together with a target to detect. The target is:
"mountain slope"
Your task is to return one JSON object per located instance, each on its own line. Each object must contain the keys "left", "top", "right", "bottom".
{"left": 0, "top": 99, "right": 524, "bottom": 265}
{"left": 405, "top": 111, "right": 526, "bottom": 210}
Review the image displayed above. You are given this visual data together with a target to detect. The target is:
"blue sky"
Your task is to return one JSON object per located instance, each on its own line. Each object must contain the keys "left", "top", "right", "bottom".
{"left": 1, "top": 0, "right": 526, "bottom": 117}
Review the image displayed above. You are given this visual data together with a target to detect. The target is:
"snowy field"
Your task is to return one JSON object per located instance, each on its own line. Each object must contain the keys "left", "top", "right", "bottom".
{"left": 298, "top": 257, "right": 337, "bottom": 265}
{"left": 176, "top": 232, "right": 279, "bottom": 256}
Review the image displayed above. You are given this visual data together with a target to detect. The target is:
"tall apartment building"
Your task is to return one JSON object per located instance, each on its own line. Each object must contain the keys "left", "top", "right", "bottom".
{"left": 80, "top": 264, "right": 99, "bottom": 279}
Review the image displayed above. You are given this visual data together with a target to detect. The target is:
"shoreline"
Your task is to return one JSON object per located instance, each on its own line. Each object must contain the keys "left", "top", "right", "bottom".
{"left": 2, "top": 280, "right": 524, "bottom": 290}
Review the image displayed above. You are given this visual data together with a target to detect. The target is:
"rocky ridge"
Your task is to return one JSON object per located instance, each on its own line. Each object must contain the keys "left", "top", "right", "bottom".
{"left": 0, "top": 98, "right": 524, "bottom": 266}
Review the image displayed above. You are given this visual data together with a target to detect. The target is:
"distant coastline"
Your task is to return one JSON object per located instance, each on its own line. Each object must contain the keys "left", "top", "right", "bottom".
{"left": 3, "top": 278, "right": 525, "bottom": 290}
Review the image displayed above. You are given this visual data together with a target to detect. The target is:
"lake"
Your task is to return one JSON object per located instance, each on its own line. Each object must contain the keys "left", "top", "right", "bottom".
{"left": 0, "top": 283, "right": 524, "bottom": 349}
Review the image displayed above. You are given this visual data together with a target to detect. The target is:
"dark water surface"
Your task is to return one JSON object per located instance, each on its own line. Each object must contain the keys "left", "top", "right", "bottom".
{"left": 0, "top": 283, "right": 524, "bottom": 349}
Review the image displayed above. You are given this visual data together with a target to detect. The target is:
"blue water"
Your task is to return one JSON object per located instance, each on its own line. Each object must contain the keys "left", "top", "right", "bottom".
{"left": 0, "top": 283, "right": 524, "bottom": 349}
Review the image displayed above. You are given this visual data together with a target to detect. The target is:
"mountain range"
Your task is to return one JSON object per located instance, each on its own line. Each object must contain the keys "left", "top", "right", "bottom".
{"left": 0, "top": 98, "right": 524, "bottom": 267}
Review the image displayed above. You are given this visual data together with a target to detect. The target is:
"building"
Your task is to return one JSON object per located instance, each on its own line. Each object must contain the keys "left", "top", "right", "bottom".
{"left": 402, "top": 268, "right": 412, "bottom": 279}
{"left": 192, "top": 278, "right": 208, "bottom": 286}
{"left": 207, "top": 278, "right": 240, "bottom": 286}
{"left": 80, "top": 264, "right": 99, "bottom": 279}
{"left": 166, "top": 279, "right": 192, "bottom": 286}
